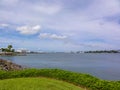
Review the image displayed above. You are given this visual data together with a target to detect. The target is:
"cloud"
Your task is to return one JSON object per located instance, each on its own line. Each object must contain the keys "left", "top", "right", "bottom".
{"left": 1, "top": 0, "right": 120, "bottom": 51}
{"left": 39, "top": 33, "right": 67, "bottom": 40}
{"left": 33, "top": 4, "right": 62, "bottom": 15}
{"left": 16, "top": 25, "right": 41, "bottom": 35}
{"left": 0, "top": 0, "right": 19, "bottom": 5}
{"left": 0, "top": 23, "right": 9, "bottom": 27}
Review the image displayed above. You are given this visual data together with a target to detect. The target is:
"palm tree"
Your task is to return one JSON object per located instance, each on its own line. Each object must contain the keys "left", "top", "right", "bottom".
{"left": 7, "top": 45, "right": 13, "bottom": 52}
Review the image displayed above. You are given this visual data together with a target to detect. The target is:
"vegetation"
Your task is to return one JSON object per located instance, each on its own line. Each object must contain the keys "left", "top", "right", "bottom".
{"left": 84, "top": 50, "right": 119, "bottom": 53}
{"left": 1, "top": 45, "right": 15, "bottom": 52}
{"left": 0, "top": 69, "right": 120, "bottom": 90}
{"left": 0, "top": 77, "right": 83, "bottom": 90}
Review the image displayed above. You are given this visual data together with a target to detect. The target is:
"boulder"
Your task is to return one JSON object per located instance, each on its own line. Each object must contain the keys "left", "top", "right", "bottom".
{"left": 0, "top": 59, "right": 23, "bottom": 71}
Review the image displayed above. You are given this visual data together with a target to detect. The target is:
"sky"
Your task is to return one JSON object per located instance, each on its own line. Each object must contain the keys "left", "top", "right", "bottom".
{"left": 0, "top": 0, "right": 120, "bottom": 52}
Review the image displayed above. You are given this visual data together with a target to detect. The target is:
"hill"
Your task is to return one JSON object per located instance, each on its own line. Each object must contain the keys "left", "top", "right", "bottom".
{"left": 0, "top": 77, "right": 83, "bottom": 90}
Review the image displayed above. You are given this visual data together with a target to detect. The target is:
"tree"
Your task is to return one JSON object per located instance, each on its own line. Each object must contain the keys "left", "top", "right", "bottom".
{"left": 11, "top": 49, "right": 15, "bottom": 52}
{"left": 7, "top": 45, "right": 13, "bottom": 52}
{"left": 1, "top": 48, "right": 6, "bottom": 52}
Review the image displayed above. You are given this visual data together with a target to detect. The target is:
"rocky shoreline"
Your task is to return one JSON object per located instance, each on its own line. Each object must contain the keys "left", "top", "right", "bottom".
{"left": 0, "top": 59, "right": 23, "bottom": 71}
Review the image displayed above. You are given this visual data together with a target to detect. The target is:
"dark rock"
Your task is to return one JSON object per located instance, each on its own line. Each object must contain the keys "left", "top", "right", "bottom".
{"left": 0, "top": 59, "right": 24, "bottom": 71}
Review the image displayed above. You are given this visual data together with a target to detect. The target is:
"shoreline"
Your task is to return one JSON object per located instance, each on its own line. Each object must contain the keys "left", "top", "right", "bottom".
{"left": 0, "top": 59, "right": 24, "bottom": 71}
{"left": 0, "top": 59, "right": 120, "bottom": 89}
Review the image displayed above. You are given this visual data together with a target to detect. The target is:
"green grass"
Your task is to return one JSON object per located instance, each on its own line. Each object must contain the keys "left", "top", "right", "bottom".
{"left": 0, "top": 77, "right": 84, "bottom": 90}
{"left": 0, "top": 69, "right": 120, "bottom": 90}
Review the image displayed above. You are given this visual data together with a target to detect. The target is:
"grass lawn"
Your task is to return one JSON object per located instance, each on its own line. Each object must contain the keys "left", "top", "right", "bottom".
{"left": 0, "top": 77, "right": 84, "bottom": 90}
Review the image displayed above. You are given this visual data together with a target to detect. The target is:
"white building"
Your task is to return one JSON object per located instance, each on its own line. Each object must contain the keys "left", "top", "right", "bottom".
{"left": 16, "top": 49, "right": 27, "bottom": 53}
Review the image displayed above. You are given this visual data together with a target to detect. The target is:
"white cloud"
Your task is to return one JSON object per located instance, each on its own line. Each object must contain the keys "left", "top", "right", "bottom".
{"left": 39, "top": 33, "right": 67, "bottom": 40}
{"left": 0, "top": 0, "right": 19, "bottom": 6}
{"left": 0, "top": 23, "right": 9, "bottom": 27}
{"left": 1, "top": 0, "right": 120, "bottom": 51}
{"left": 33, "top": 4, "right": 62, "bottom": 15}
{"left": 46, "top": 0, "right": 120, "bottom": 31}
{"left": 86, "top": 0, "right": 120, "bottom": 18}
{"left": 16, "top": 25, "right": 41, "bottom": 35}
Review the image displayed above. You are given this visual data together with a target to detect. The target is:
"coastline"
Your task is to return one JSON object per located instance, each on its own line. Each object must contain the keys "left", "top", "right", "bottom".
{"left": 0, "top": 59, "right": 120, "bottom": 89}
{"left": 0, "top": 59, "right": 23, "bottom": 71}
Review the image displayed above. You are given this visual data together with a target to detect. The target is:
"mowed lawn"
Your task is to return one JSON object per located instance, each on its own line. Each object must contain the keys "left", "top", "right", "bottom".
{"left": 0, "top": 77, "right": 84, "bottom": 90}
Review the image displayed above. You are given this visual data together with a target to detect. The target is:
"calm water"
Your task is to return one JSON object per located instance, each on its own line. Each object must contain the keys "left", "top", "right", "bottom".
{"left": 0, "top": 53, "right": 120, "bottom": 80}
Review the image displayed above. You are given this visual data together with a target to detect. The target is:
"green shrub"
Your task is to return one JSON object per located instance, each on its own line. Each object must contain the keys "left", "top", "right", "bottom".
{"left": 0, "top": 69, "right": 120, "bottom": 90}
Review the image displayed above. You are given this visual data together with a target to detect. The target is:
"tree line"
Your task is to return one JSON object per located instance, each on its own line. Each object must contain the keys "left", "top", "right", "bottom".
{"left": 1, "top": 45, "right": 15, "bottom": 52}
{"left": 84, "top": 50, "right": 119, "bottom": 53}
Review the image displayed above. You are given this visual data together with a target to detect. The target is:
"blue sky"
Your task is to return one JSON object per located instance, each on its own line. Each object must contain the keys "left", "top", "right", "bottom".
{"left": 0, "top": 0, "right": 120, "bottom": 51}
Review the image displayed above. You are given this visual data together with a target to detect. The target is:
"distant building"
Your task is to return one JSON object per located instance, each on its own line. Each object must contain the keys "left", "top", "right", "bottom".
{"left": 16, "top": 49, "right": 27, "bottom": 53}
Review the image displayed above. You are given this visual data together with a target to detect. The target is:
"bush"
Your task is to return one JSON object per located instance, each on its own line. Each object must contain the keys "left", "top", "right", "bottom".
{"left": 0, "top": 69, "right": 120, "bottom": 90}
